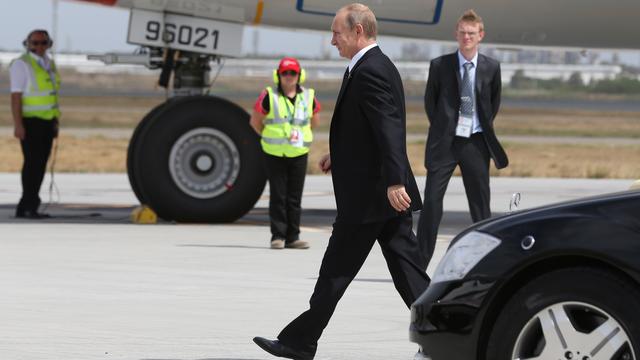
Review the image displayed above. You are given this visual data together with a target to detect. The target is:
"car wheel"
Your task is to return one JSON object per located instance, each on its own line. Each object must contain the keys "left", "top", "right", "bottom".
{"left": 486, "top": 267, "right": 640, "bottom": 360}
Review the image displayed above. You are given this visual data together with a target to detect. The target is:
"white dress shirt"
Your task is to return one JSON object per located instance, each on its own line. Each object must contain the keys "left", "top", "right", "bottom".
{"left": 348, "top": 43, "right": 378, "bottom": 73}
{"left": 457, "top": 50, "right": 483, "bottom": 134}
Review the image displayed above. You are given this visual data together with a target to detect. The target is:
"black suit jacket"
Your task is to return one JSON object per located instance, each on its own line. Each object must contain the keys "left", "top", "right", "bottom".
{"left": 330, "top": 46, "right": 421, "bottom": 224}
{"left": 424, "top": 52, "right": 508, "bottom": 170}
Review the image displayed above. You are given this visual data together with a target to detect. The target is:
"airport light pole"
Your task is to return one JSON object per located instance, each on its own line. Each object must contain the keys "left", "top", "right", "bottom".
{"left": 52, "top": 0, "right": 58, "bottom": 55}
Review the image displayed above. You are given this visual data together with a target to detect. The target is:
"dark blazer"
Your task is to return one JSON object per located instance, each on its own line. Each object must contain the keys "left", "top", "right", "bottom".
{"left": 330, "top": 46, "right": 421, "bottom": 224}
{"left": 424, "top": 52, "right": 508, "bottom": 170}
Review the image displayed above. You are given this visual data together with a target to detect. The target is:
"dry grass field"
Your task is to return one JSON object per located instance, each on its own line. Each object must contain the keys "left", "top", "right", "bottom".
{"left": 0, "top": 72, "right": 638, "bottom": 178}
{"left": 0, "top": 136, "right": 638, "bottom": 179}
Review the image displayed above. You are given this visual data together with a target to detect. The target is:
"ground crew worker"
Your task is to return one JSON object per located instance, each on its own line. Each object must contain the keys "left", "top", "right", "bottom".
{"left": 10, "top": 29, "right": 60, "bottom": 219}
{"left": 250, "top": 57, "right": 320, "bottom": 249}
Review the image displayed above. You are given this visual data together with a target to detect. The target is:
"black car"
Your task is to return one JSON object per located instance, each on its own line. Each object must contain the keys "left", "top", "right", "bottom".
{"left": 410, "top": 190, "right": 640, "bottom": 360}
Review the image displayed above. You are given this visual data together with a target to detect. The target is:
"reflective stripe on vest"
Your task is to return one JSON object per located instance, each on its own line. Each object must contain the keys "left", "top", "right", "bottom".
{"left": 260, "top": 86, "right": 314, "bottom": 157}
{"left": 15, "top": 53, "right": 61, "bottom": 120}
{"left": 261, "top": 137, "right": 313, "bottom": 147}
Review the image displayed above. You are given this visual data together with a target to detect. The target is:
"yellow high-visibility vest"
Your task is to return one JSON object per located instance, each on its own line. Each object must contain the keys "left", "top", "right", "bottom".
{"left": 14, "top": 53, "right": 61, "bottom": 120}
{"left": 261, "top": 86, "right": 314, "bottom": 157}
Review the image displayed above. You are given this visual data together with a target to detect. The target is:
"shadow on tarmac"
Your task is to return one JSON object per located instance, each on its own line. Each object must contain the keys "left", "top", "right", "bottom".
{"left": 0, "top": 203, "right": 475, "bottom": 235}
{"left": 0, "top": 203, "right": 135, "bottom": 224}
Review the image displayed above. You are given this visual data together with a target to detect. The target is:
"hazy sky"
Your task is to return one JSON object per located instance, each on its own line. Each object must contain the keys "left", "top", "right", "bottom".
{"left": 0, "top": 0, "right": 132, "bottom": 52}
{"left": 1, "top": 0, "right": 639, "bottom": 66}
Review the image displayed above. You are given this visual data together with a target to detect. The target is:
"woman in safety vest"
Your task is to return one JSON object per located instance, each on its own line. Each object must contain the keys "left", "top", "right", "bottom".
{"left": 250, "top": 57, "right": 320, "bottom": 250}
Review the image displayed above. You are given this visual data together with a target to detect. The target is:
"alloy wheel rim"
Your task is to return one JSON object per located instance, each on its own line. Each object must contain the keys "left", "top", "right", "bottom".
{"left": 512, "top": 301, "right": 635, "bottom": 360}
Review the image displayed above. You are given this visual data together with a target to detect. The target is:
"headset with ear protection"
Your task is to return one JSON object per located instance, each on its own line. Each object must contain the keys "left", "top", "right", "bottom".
{"left": 272, "top": 68, "right": 306, "bottom": 85}
{"left": 23, "top": 29, "right": 53, "bottom": 50}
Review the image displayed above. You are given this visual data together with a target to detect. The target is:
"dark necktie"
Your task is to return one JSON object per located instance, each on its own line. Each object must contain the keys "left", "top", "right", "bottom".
{"left": 337, "top": 67, "right": 350, "bottom": 101}
{"left": 460, "top": 62, "right": 474, "bottom": 116}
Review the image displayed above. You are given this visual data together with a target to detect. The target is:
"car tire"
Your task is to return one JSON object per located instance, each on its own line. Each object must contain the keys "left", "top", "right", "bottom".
{"left": 485, "top": 267, "right": 640, "bottom": 360}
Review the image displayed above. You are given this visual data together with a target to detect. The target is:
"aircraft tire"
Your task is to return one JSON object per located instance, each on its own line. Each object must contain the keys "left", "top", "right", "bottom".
{"left": 132, "top": 95, "right": 266, "bottom": 223}
{"left": 127, "top": 100, "right": 173, "bottom": 204}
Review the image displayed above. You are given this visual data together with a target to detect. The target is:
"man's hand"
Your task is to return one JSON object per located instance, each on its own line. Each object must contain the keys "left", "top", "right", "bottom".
{"left": 318, "top": 153, "right": 331, "bottom": 173}
{"left": 387, "top": 184, "right": 411, "bottom": 212}
{"left": 14, "top": 123, "right": 25, "bottom": 140}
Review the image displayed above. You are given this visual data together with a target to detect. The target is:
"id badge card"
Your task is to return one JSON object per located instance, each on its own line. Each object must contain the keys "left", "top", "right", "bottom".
{"left": 456, "top": 115, "right": 473, "bottom": 138}
{"left": 289, "top": 128, "right": 304, "bottom": 147}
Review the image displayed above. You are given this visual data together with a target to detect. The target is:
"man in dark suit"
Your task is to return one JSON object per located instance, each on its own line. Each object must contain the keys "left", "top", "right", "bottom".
{"left": 253, "top": 3, "right": 429, "bottom": 359}
{"left": 418, "top": 9, "right": 509, "bottom": 267}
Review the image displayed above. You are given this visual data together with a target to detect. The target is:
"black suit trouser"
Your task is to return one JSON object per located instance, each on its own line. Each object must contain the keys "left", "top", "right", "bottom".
{"left": 17, "top": 117, "right": 56, "bottom": 214}
{"left": 263, "top": 153, "right": 308, "bottom": 242}
{"left": 417, "top": 133, "right": 491, "bottom": 265}
{"left": 277, "top": 214, "right": 430, "bottom": 354}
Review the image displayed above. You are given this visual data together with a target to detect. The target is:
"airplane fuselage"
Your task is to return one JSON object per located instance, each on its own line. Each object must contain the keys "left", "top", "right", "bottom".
{"left": 82, "top": 0, "right": 640, "bottom": 50}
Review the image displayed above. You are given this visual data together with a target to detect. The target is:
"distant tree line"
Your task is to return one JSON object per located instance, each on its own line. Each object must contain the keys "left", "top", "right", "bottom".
{"left": 509, "top": 69, "right": 640, "bottom": 94}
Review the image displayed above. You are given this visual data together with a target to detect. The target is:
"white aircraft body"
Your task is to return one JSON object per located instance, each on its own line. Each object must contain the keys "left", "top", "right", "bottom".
{"left": 74, "top": 0, "right": 639, "bottom": 222}
{"left": 86, "top": 0, "right": 640, "bottom": 50}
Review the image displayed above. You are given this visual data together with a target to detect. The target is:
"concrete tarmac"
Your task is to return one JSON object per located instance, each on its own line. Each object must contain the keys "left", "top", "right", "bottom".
{"left": 0, "top": 173, "right": 635, "bottom": 360}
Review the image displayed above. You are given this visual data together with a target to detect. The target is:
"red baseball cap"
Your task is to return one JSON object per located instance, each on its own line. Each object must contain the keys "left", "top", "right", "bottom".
{"left": 278, "top": 57, "right": 301, "bottom": 74}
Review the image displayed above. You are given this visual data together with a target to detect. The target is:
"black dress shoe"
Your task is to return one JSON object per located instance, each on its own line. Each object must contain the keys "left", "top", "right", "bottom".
{"left": 253, "top": 337, "right": 314, "bottom": 360}
{"left": 15, "top": 210, "right": 51, "bottom": 219}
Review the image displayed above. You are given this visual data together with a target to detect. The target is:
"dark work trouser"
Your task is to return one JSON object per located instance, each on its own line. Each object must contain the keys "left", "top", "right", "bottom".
{"left": 17, "top": 117, "right": 56, "bottom": 214}
{"left": 263, "top": 152, "right": 308, "bottom": 242}
{"left": 417, "top": 132, "right": 491, "bottom": 266}
{"left": 277, "top": 214, "right": 430, "bottom": 354}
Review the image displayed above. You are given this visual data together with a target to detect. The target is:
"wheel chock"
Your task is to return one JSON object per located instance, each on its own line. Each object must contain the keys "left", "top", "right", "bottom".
{"left": 131, "top": 205, "right": 158, "bottom": 224}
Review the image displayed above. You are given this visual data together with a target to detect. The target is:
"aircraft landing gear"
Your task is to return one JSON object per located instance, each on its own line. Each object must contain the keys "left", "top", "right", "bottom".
{"left": 91, "top": 44, "right": 267, "bottom": 223}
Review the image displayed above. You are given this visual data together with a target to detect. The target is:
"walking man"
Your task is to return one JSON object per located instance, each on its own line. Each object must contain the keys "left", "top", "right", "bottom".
{"left": 253, "top": 3, "right": 429, "bottom": 359}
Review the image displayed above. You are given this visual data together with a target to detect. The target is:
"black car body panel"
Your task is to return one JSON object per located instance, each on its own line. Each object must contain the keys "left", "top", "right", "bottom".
{"left": 410, "top": 190, "right": 640, "bottom": 360}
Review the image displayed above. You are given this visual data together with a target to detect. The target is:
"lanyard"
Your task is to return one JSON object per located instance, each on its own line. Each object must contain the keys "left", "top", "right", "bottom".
{"left": 282, "top": 95, "right": 296, "bottom": 121}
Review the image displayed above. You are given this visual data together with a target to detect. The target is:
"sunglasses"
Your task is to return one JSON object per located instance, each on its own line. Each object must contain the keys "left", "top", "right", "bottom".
{"left": 30, "top": 41, "right": 49, "bottom": 46}
{"left": 280, "top": 70, "right": 299, "bottom": 77}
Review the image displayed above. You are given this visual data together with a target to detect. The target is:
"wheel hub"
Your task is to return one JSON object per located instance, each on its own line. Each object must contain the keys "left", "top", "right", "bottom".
{"left": 169, "top": 127, "right": 240, "bottom": 199}
{"left": 564, "top": 350, "right": 591, "bottom": 360}
{"left": 191, "top": 151, "right": 215, "bottom": 174}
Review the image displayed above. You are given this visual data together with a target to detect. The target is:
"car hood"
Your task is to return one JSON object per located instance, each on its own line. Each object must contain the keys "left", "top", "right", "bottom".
{"left": 455, "top": 189, "right": 640, "bottom": 245}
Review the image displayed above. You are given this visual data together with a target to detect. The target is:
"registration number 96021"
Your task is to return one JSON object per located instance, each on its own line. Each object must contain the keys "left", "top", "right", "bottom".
{"left": 145, "top": 21, "right": 220, "bottom": 50}
{"left": 127, "top": 9, "right": 243, "bottom": 57}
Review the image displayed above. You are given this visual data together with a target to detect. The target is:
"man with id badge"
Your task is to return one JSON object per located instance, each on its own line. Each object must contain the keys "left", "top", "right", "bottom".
{"left": 250, "top": 57, "right": 320, "bottom": 250}
{"left": 418, "top": 10, "right": 509, "bottom": 268}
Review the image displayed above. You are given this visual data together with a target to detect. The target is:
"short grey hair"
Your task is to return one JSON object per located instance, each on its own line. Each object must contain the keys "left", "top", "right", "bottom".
{"left": 339, "top": 3, "right": 377, "bottom": 39}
